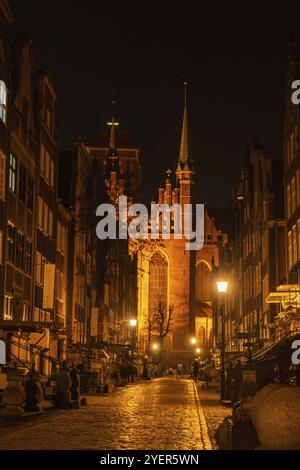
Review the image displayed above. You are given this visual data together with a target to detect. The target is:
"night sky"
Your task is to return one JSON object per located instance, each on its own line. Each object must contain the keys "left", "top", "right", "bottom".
{"left": 8, "top": 1, "right": 300, "bottom": 205}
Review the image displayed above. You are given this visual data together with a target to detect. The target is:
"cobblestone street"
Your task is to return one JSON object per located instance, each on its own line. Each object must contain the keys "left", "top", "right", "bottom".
{"left": 0, "top": 378, "right": 213, "bottom": 450}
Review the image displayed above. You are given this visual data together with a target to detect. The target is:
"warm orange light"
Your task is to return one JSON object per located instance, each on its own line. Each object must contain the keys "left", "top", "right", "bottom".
{"left": 129, "top": 319, "right": 137, "bottom": 327}
{"left": 191, "top": 338, "right": 197, "bottom": 345}
{"left": 216, "top": 281, "right": 228, "bottom": 293}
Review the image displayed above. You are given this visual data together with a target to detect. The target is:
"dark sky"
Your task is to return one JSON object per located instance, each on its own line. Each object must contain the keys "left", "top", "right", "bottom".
{"left": 8, "top": 1, "right": 300, "bottom": 205}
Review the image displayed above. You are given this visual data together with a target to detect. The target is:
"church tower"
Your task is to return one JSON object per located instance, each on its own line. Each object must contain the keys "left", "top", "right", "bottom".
{"left": 137, "top": 83, "right": 197, "bottom": 368}
{"left": 176, "top": 82, "right": 195, "bottom": 209}
{"left": 104, "top": 102, "right": 125, "bottom": 205}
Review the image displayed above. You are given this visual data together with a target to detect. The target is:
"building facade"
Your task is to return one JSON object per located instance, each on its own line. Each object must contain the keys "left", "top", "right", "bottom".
{"left": 137, "top": 86, "right": 229, "bottom": 367}
{"left": 215, "top": 144, "right": 285, "bottom": 360}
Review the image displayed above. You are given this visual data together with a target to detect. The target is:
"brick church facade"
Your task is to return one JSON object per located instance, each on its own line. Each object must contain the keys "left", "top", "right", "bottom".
{"left": 137, "top": 85, "right": 229, "bottom": 368}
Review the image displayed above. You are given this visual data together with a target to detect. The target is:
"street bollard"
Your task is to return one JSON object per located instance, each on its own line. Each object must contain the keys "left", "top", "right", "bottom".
{"left": 24, "top": 369, "right": 44, "bottom": 412}
{"left": 70, "top": 365, "right": 80, "bottom": 408}
{"left": 231, "top": 361, "right": 243, "bottom": 405}
{"left": 240, "top": 365, "right": 258, "bottom": 403}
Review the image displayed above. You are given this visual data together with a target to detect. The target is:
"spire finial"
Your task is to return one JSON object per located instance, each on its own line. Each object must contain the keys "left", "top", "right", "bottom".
{"left": 179, "top": 81, "right": 189, "bottom": 163}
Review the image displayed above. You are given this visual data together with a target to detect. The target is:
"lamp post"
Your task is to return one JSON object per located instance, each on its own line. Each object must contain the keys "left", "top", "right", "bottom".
{"left": 129, "top": 319, "right": 137, "bottom": 353}
{"left": 216, "top": 280, "right": 228, "bottom": 401}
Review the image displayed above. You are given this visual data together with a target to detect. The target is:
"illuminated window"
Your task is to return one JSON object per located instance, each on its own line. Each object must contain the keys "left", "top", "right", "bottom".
{"left": 196, "top": 261, "right": 212, "bottom": 303}
{"left": 293, "top": 225, "right": 297, "bottom": 266}
{"left": 22, "top": 303, "right": 30, "bottom": 322}
{"left": 149, "top": 251, "right": 168, "bottom": 314}
{"left": 287, "top": 184, "right": 291, "bottom": 219}
{"left": 292, "top": 177, "right": 296, "bottom": 214}
{"left": 0, "top": 80, "right": 7, "bottom": 124}
{"left": 8, "top": 154, "right": 16, "bottom": 193}
{"left": 3, "top": 294, "right": 13, "bottom": 320}
{"left": 288, "top": 230, "right": 293, "bottom": 269}
{"left": 38, "top": 196, "right": 43, "bottom": 228}
{"left": 0, "top": 150, "right": 5, "bottom": 200}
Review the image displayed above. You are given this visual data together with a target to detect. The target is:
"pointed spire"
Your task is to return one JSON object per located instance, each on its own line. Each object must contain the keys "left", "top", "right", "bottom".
{"left": 179, "top": 81, "right": 189, "bottom": 163}
{"left": 109, "top": 100, "right": 117, "bottom": 151}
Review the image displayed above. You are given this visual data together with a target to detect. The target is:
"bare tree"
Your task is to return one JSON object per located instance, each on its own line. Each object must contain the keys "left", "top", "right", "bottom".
{"left": 152, "top": 301, "right": 174, "bottom": 347}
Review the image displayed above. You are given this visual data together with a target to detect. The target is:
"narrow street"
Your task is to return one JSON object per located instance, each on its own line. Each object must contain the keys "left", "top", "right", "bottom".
{"left": 0, "top": 378, "right": 212, "bottom": 450}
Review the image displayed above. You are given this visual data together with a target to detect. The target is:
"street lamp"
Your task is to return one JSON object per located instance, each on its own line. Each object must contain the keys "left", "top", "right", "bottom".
{"left": 216, "top": 280, "right": 228, "bottom": 401}
{"left": 191, "top": 337, "right": 197, "bottom": 345}
{"left": 129, "top": 319, "right": 137, "bottom": 353}
{"left": 196, "top": 348, "right": 201, "bottom": 354}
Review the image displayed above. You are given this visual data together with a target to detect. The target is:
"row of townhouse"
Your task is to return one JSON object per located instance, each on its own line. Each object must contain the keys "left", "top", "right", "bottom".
{"left": 213, "top": 39, "right": 300, "bottom": 364}
{"left": 0, "top": 0, "right": 141, "bottom": 383}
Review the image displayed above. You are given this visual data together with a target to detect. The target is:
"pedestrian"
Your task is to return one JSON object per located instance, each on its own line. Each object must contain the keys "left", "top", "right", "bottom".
{"left": 192, "top": 360, "right": 199, "bottom": 382}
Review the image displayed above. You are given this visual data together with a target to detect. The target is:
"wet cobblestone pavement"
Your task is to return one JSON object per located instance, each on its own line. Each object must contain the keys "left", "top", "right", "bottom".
{"left": 0, "top": 378, "right": 212, "bottom": 450}
{"left": 197, "top": 385, "right": 232, "bottom": 449}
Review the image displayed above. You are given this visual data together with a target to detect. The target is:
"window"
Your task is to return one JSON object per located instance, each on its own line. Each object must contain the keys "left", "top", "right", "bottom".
{"left": 3, "top": 294, "right": 13, "bottom": 320}
{"left": 62, "top": 225, "right": 66, "bottom": 252}
{"left": 55, "top": 269, "right": 63, "bottom": 300}
{"left": 0, "top": 150, "right": 5, "bottom": 200}
{"left": 288, "top": 230, "right": 293, "bottom": 270}
{"left": 44, "top": 150, "right": 50, "bottom": 183}
{"left": 27, "top": 175, "right": 34, "bottom": 210}
{"left": 196, "top": 261, "right": 212, "bottom": 303}
{"left": 18, "top": 163, "right": 27, "bottom": 203}
{"left": 57, "top": 221, "right": 62, "bottom": 250}
{"left": 40, "top": 144, "right": 45, "bottom": 175}
{"left": 287, "top": 184, "right": 291, "bottom": 219}
{"left": 38, "top": 197, "right": 53, "bottom": 237}
{"left": 38, "top": 196, "right": 43, "bottom": 228}
{"left": 40, "top": 144, "right": 54, "bottom": 187}
{"left": 149, "top": 251, "right": 168, "bottom": 315}
{"left": 50, "top": 159, "right": 54, "bottom": 188}
{"left": 293, "top": 225, "right": 297, "bottom": 266}
{"left": 49, "top": 209, "right": 53, "bottom": 237}
{"left": 0, "top": 80, "right": 7, "bottom": 124}
{"left": 8, "top": 154, "right": 16, "bottom": 193}
{"left": 24, "top": 238, "right": 32, "bottom": 275}
{"left": 22, "top": 303, "right": 30, "bottom": 322}
{"left": 292, "top": 177, "right": 296, "bottom": 215}
{"left": 35, "top": 252, "right": 45, "bottom": 285}
{"left": 43, "top": 203, "right": 48, "bottom": 233}
{"left": 7, "top": 222, "right": 15, "bottom": 263}
{"left": 15, "top": 230, "right": 24, "bottom": 269}
{"left": 45, "top": 86, "right": 53, "bottom": 132}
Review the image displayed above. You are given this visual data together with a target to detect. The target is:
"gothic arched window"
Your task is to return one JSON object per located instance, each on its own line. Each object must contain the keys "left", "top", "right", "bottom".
{"left": 149, "top": 251, "right": 168, "bottom": 314}
{"left": 196, "top": 261, "right": 212, "bottom": 303}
